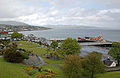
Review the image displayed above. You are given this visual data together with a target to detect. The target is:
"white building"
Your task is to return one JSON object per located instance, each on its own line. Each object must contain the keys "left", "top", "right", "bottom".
{"left": 103, "top": 58, "right": 116, "bottom": 67}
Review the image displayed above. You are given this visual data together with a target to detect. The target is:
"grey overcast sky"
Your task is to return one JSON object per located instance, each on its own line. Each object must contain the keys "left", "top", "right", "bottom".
{"left": 0, "top": 0, "right": 120, "bottom": 29}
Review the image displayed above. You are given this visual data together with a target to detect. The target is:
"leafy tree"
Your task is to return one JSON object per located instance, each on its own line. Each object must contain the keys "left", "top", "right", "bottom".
{"left": 108, "top": 42, "right": 120, "bottom": 66}
{"left": 50, "top": 40, "right": 58, "bottom": 50}
{"left": 11, "top": 32, "right": 23, "bottom": 39}
{"left": 63, "top": 54, "right": 83, "bottom": 78}
{"left": 83, "top": 52, "right": 105, "bottom": 78}
{"left": 60, "top": 38, "right": 81, "bottom": 55}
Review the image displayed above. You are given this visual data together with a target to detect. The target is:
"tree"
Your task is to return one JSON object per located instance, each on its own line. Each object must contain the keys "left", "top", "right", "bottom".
{"left": 60, "top": 38, "right": 81, "bottom": 55}
{"left": 11, "top": 32, "right": 23, "bottom": 39}
{"left": 108, "top": 42, "right": 120, "bottom": 66}
{"left": 83, "top": 52, "right": 105, "bottom": 78}
{"left": 63, "top": 54, "right": 83, "bottom": 78}
{"left": 50, "top": 40, "right": 58, "bottom": 50}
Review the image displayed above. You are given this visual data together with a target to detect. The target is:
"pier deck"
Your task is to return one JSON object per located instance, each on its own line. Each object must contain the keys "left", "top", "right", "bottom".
{"left": 80, "top": 42, "right": 112, "bottom": 46}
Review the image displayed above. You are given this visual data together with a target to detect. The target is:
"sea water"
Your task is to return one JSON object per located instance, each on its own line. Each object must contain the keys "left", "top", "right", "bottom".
{"left": 20, "top": 28, "right": 120, "bottom": 42}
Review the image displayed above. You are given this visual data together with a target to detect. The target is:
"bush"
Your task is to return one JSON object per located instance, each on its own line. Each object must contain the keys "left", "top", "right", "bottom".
{"left": 3, "top": 48, "right": 23, "bottom": 63}
{"left": 20, "top": 52, "right": 29, "bottom": 59}
{"left": 27, "top": 69, "right": 37, "bottom": 76}
{"left": 0, "top": 50, "right": 3, "bottom": 55}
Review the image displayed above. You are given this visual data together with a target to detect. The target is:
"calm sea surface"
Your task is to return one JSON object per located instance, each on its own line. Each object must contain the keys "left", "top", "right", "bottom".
{"left": 20, "top": 28, "right": 120, "bottom": 42}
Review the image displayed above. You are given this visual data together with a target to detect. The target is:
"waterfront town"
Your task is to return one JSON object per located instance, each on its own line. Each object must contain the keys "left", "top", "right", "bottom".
{"left": 0, "top": 0, "right": 120, "bottom": 77}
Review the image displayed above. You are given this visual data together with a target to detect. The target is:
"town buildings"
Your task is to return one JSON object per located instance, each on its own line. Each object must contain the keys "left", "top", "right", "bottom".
{"left": 0, "top": 32, "right": 11, "bottom": 39}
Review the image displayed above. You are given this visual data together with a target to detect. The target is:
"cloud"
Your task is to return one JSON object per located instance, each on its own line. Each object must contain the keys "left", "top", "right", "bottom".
{"left": 0, "top": 0, "right": 120, "bottom": 29}
{"left": 0, "top": 0, "right": 42, "bottom": 18}
{"left": 14, "top": 8, "right": 120, "bottom": 29}
{"left": 94, "top": 0, "right": 120, "bottom": 9}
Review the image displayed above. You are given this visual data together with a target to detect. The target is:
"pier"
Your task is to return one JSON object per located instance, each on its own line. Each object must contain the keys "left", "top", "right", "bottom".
{"left": 80, "top": 42, "right": 112, "bottom": 46}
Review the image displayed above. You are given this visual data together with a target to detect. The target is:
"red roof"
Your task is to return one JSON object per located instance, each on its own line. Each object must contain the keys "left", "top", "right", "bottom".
{"left": 0, "top": 32, "right": 8, "bottom": 34}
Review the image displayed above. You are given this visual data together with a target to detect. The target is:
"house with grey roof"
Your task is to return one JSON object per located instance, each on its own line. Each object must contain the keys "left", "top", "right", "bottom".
{"left": 103, "top": 58, "right": 116, "bottom": 67}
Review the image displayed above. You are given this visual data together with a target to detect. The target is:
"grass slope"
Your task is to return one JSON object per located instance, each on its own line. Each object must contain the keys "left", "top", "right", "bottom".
{"left": 25, "top": 47, "right": 48, "bottom": 55}
{"left": 0, "top": 58, "right": 31, "bottom": 78}
{"left": 42, "top": 64, "right": 67, "bottom": 78}
{"left": 14, "top": 41, "right": 40, "bottom": 48}
{"left": 96, "top": 71, "right": 120, "bottom": 78}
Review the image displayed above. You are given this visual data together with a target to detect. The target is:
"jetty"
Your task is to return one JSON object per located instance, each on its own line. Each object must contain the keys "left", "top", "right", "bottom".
{"left": 80, "top": 42, "right": 112, "bottom": 46}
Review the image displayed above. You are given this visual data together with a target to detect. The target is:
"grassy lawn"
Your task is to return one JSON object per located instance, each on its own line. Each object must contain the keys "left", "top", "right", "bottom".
{"left": 24, "top": 47, "right": 49, "bottom": 55}
{"left": 42, "top": 64, "right": 67, "bottom": 78}
{"left": 96, "top": 71, "right": 120, "bottom": 78}
{"left": 14, "top": 41, "right": 40, "bottom": 48}
{"left": 43, "top": 56, "right": 64, "bottom": 64}
{"left": 0, "top": 58, "right": 31, "bottom": 78}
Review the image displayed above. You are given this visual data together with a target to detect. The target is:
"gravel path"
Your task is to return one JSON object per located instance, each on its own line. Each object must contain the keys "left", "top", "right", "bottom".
{"left": 38, "top": 56, "right": 47, "bottom": 65}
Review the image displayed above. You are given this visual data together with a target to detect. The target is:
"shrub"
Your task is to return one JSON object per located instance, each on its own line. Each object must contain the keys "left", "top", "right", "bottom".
{"left": 0, "top": 50, "right": 3, "bottom": 55}
{"left": 37, "top": 73, "right": 56, "bottom": 78}
{"left": 20, "top": 52, "right": 29, "bottom": 59}
{"left": 3, "top": 48, "right": 23, "bottom": 63}
{"left": 45, "top": 74, "right": 55, "bottom": 78}
{"left": 27, "top": 69, "right": 37, "bottom": 76}
{"left": 25, "top": 67, "right": 33, "bottom": 71}
{"left": 0, "top": 49, "right": 7, "bottom": 55}
{"left": 38, "top": 74, "right": 44, "bottom": 78}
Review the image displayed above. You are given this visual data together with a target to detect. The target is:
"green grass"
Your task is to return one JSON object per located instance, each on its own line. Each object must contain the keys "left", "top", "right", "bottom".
{"left": 24, "top": 47, "right": 49, "bottom": 55}
{"left": 14, "top": 41, "right": 40, "bottom": 48}
{"left": 96, "top": 71, "right": 120, "bottom": 78}
{"left": 43, "top": 57, "right": 64, "bottom": 64}
{"left": 0, "top": 58, "right": 31, "bottom": 78}
{"left": 42, "top": 64, "right": 67, "bottom": 78}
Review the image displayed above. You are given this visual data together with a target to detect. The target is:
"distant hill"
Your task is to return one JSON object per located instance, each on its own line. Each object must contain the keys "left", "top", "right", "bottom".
{"left": 0, "top": 21, "right": 30, "bottom": 26}
{"left": 0, "top": 21, "right": 51, "bottom": 32}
